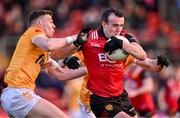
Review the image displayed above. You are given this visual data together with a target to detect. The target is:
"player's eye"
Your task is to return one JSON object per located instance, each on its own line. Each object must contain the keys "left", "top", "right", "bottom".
{"left": 112, "top": 24, "right": 123, "bottom": 28}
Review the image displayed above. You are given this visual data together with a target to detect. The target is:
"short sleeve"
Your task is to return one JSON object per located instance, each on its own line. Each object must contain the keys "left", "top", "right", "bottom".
{"left": 125, "top": 33, "right": 137, "bottom": 43}
{"left": 26, "top": 27, "right": 45, "bottom": 42}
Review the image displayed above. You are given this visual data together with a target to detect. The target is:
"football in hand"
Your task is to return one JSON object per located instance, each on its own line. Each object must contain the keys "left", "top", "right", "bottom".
{"left": 106, "top": 35, "right": 129, "bottom": 61}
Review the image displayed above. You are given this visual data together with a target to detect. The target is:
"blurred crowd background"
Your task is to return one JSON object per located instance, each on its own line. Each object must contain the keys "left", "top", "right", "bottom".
{"left": 0, "top": 0, "right": 179, "bottom": 117}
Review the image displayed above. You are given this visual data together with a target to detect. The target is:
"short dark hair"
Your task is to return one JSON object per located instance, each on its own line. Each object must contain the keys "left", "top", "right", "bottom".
{"left": 28, "top": 10, "right": 53, "bottom": 25}
{"left": 101, "top": 8, "right": 124, "bottom": 23}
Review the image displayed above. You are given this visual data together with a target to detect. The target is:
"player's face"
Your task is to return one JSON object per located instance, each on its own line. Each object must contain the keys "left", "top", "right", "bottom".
{"left": 40, "top": 15, "right": 56, "bottom": 38}
{"left": 102, "top": 14, "right": 124, "bottom": 38}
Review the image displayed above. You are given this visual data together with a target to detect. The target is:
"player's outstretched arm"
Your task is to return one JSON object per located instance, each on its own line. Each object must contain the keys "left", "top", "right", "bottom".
{"left": 32, "top": 35, "right": 77, "bottom": 51}
{"left": 135, "top": 55, "right": 170, "bottom": 72}
{"left": 51, "top": 27, "right": 92, "bottom": 59}
{"left": 47, "top": 66, "right": 87, "bottom": 81}
{"left": 46, "top": 57, "right": 87, "bottom": 81}
{"left": 51, "top": 44, "right": 78, "bottom": 60}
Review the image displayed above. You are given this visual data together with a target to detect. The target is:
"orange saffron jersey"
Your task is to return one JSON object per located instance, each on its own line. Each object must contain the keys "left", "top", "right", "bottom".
{"left": 4, "top": 26, "right": 49, "bottom": 90}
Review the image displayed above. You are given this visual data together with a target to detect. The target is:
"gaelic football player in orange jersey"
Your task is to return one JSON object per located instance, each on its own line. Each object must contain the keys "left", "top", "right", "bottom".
{"left": 0, "top": 10, "right": 88, "bottom": 118}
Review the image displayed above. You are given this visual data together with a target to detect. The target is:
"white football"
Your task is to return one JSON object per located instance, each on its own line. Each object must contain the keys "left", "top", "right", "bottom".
{"left": 106, "top": 35, "right": 129, "bottom": 61}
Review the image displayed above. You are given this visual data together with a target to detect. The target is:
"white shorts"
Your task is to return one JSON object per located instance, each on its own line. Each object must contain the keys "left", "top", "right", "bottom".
{"left": 78, "top": 98, "right": 96, "bottom": 118}
{"left": 0, "top": 87, "right": 41, "bottom": 118}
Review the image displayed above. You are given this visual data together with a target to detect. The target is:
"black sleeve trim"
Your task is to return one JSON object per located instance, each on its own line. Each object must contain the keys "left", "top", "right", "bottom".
{"left": 125, "top": 33, "right": 137, "bottom": 43}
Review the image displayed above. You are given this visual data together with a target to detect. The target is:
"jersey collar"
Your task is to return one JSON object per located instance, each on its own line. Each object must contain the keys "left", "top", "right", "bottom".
{"left": 98, "top": 26, "right": 108, "bottom": 40}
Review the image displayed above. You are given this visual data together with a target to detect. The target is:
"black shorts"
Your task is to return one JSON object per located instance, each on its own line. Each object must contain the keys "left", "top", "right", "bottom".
{"left": 90, "top": 90, "right": 136, "bottom": 117}
{"left": 138, "top": 110, "right": 155, "bottom": 117}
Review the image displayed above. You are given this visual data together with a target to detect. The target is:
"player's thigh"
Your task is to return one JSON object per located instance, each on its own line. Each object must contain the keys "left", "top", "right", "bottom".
{"left": 26, "top": 98, "right": 67, "bottom": 118}
{"left": 119, "top": 90, "right": 137, "bottom": 117}
{"left": 90, "top": 90, "right": 137, "bottom": 117}
{"left": 90, "top": 94, "right": 121, "bottom": 117}
{"left": 114, "top": 111, "right": 138, "bottom": 118}
{"left": 1, "top": 87, "right": 41, "bottom": 118}
{"left": 78, "top": 99, "right": 96, "bottom": 118}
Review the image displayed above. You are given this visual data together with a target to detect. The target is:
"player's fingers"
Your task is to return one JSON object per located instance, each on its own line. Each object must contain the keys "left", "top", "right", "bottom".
{"left": 57, "top": 66, "right": 64, "bottom": 72}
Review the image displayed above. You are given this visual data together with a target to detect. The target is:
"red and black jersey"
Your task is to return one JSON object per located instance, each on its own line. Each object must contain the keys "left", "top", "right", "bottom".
{"left": 125, "top": 66, "right": 155, "bottom": 113}
{"left": 81, "top": 27, "right": 136, "bottom": 97}
{"left": 165, "top": 78, "right": 180, "bottom": 113}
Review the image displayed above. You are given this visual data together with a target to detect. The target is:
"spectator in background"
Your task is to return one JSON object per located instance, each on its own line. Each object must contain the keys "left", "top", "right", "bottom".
{"left": 128, "top": 1, "right": 162, "bottom": 50}
{"left": 4, "top": 3, "right": 24, "bottom": 35}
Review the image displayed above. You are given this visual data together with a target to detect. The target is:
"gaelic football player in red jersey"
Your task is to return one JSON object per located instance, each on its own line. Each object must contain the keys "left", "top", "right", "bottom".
{"left": 52, "top": 8, "right": 169, "bottom": 118}
{"left": 165, "top": 66, "right": 180, "bottom": 117}
{"left": 125, "top": 65, "right": 156, "bottom": 117}
{"left": 81, "top": 8, "right": 146, "bottom": 118}
{"left": 76, "top": 8, "right": 169, "bottom": 118}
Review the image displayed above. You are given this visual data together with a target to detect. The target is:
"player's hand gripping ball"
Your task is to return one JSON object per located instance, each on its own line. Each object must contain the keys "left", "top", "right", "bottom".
{"left": 105, "top": 35, "right": 129, "bottom": 61}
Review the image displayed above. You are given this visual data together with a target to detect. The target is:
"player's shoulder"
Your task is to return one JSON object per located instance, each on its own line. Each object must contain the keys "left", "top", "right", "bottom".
{"left": 120, "top": 30, "right": 137, "bottom": 43}
{"left": 28, "top": 26, "right": 43, "bottom": 33}
{"left": 23, "top": 26, "right": 44, "bottom": 39}
{"left": 21, "top": 26, "right": 45, "bottom": 42}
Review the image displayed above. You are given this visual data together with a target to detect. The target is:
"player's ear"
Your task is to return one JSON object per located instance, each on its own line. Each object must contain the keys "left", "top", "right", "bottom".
{"left": 39, "top": 21, "right": 42, "bottom": 26}
{"left": 102, "top": 21, "right": 107, "bottom": 27}
{"left": 36, "top": 19, "right": 43, "bottom": 27}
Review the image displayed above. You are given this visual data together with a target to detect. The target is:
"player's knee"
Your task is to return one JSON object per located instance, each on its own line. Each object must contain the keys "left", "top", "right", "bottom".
{"left": 114, "top": 111, "right": 137, "bottom": 118}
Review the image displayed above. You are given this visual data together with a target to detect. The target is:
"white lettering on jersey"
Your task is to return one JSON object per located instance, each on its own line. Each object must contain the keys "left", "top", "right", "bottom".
{"left": 98, "top": 53, "right": 116, "bottom": 63}
{"left": 98, "top": 53, "right": 124, "bottom": 68}
{"left": 98, "top": 53, "right": 106, "bottom": 62}
{"left": 91, "top": 42, "right": 101, "bottom": 48}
